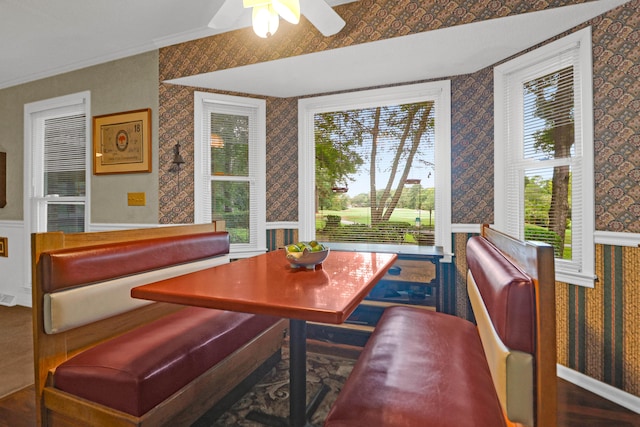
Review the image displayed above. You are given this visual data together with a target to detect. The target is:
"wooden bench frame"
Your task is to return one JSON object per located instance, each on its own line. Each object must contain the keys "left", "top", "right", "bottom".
{"left": 31, "top": 223, "right": 287, "bottom": 427}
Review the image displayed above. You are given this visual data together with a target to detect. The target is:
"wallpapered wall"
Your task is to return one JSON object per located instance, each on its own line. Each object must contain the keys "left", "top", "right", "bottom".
{"left": 157, "top": 0, "right": 640, "bottom": 397}
{"left": 159, "top": 0, "right": 640, "bottom": 230}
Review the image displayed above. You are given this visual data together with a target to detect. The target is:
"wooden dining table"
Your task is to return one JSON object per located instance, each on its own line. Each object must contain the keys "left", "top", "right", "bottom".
{"left": 131, "top": 248, "right": 397, "bottom": 427}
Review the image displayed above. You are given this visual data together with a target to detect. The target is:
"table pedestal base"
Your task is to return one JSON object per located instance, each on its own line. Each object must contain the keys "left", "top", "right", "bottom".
{"left": 246, "top": 320, "right": 329, "bottom": 427}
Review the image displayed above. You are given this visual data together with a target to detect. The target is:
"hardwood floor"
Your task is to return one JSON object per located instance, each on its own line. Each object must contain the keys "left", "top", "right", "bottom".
{"left": 1, "top": 305, "right": 638, "bottom": 426}
{"left": 1, "top": 371, "right": 638, "bottom": 426}
{"left": 557, "top": 378, "right": 640, "bottom": 427}
{"left": 0, "top": 385, "right": 35, "bottom": 427}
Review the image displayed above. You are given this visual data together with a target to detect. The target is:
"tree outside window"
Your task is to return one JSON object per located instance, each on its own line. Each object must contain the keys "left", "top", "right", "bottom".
{"left": 314, "top": 101, "right": 436, "bottom": 245}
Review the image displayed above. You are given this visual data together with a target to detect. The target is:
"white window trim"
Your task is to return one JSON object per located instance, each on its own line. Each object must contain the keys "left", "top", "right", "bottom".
{"left": 23, "top": 90, "right": 91, "bottom": 287}
{"left": 298, "top": 81, "right": 452, "bottom": 260}
{"left": 193, "top": 91, "right": 266, "bottom": 258}
{"left": 494, "top": 27, "right": 595, "bottom": 287}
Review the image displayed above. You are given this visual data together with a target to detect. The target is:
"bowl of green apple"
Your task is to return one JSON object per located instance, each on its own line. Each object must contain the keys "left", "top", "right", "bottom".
{"left": 285, "top": 241, "right": 329, "bottom": 270}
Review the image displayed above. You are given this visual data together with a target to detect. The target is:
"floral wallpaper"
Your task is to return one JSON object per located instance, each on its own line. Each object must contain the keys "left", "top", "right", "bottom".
{"left": 156, "top": 0, "right": 640, "bottom": 399}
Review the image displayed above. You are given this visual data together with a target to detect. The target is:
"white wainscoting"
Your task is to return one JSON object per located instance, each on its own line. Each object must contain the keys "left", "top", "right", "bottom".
{"left": 0, "top": 221, "right": 30, "bottom": 306}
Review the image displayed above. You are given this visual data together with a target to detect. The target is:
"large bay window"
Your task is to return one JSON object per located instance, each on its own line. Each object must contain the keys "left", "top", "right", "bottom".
{"left": 298, "top": 82, "right": 452, "bottom": 258}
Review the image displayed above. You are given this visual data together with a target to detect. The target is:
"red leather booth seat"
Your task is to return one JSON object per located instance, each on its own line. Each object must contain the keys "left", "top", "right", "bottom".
{"left": 54, "top": 307, "right": 280, "bottom": 417}
{"left": 40, "top": 231, "right": 230, "bottom": 292}
{"left": 323, "top": 306, "right": 506, "bottom": 427}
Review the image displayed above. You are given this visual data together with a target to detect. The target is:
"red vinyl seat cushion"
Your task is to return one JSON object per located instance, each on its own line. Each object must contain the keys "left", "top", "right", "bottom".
{"left": 324, "top": 306, "right": 506, "bottom": 427}
{"left": 54, "top": 306, "right": 280, "bottom": 417}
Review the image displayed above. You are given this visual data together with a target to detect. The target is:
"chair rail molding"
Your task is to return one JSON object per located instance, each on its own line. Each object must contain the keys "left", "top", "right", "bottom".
{"left": 594, "top": 230, "right": 640, "bottom": 247}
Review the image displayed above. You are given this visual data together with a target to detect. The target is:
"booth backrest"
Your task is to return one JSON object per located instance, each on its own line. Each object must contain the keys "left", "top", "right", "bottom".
{"left": 467, "top": 235, "right": 535, "bottom": 425}
{"left": 39, "top": 231, "right": 230, "bottom": 334}
{"left": 467, "top": 236, "right": 535, "bottom": 354}
{"left": 468, "top": 224, "right": 557, "bottom": 427}
{"left": 40, "top": 232, "right": 229, "bottom": 292}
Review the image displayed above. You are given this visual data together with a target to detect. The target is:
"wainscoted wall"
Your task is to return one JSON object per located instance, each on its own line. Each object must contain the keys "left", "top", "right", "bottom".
{"left": 266, "top": 228, "right": 299, "bottom": 251}
{"left": 557, "top": 244, "right": 640, "bottom": 397}
{"left": 451, "top": 233, "right": 476, "bottom": 321}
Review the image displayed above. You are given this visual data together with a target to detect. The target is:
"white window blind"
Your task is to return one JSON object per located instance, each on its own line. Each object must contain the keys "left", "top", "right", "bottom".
{"left": 41, "top": 112, "right": 87, "bottom": 232}
{"left": 24, "top": 91, "right": 90, "bottom": 288}
{"left": 298, "top": 81, "right": 452, "bottom": 259}
{"left": 315, "top": 102, "right": 436, "bottom": 245}
{"left": 44, "top": 113, "right": 86, "bottom": 197}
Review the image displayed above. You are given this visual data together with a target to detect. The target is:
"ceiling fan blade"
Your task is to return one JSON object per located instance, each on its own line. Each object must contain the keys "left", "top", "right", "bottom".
{"left": 300, "top": 0, "right": 345, "bottom": 36}
{"left": 208, "top": 0, "right": 245, "bottom": 29}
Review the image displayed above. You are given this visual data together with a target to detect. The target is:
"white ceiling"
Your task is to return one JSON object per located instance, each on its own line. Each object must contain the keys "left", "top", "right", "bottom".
{"left": 0, "top": 0, "right": 629, "bottom": 93}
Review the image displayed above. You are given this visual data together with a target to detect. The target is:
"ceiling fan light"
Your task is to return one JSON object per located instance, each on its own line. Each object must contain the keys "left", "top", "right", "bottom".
{"left": 272, "top": 0, "right": 300, "bottom": 25}
{"left": 243, "top": 0, "right": 269, "bottom": 8}
{"left": 252, "top": 4, "right": 279, "bottom": 38}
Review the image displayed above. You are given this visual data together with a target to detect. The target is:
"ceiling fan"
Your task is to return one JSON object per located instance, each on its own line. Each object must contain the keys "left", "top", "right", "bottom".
{"left": 208, "top": 0, "right": 347, "bottom": 37}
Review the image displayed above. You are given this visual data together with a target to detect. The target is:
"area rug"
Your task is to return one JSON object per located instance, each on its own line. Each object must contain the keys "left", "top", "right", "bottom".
{"left": 209, "top": 345, "right": 356, "bottom": 426}
{"left": 0, "top": 306, "right": 34, "bottom": 399}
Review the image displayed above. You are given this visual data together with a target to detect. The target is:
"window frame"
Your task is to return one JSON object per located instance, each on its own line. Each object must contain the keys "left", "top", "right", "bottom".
{"left": 298, "top": 81, "right": 452, "bottom": 259}
{"left": 494, "top": 27, "right": 595, "bottom": 287}
{"left": 193, "top": 91, "right": 267, "bottom": 258}
{"left": 23, "top": 91, "right": 91, "bottom": 287}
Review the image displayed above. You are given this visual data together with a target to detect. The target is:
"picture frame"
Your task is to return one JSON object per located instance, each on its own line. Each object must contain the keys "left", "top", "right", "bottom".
{"left": 0, "top": 237, "right": 7, "bottom": 257}
{"left": 93, "top": 108, "right": 151, "bottom": 174}
{"left": 0, "top": 152, "right": 6, "bottom": 208}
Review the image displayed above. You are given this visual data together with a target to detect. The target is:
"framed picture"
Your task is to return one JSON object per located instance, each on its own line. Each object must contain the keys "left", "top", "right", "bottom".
{"left": 93, "top": 108, "right": 151, "bottom": 174}
{"left": 0, "top": 237, "right": 7, "bottom": 257}
{"left": 0, "top": 152, "right": 5, "bottom": 208}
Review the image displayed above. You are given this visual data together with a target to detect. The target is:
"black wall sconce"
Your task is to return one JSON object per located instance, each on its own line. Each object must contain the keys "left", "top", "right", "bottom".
{"left": 170, "top": 143, "right": 185, "bottom": 191}
{"left": 0, "top": 152, "right": 6, "bottom": 208}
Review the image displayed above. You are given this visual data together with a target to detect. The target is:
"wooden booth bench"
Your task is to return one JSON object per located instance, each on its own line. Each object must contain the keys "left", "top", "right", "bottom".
{"left": 324, "top": 225, "right": 557, "bottom": 427}
{"left": 31, "top": 224, "right": 288, "bottom": 427}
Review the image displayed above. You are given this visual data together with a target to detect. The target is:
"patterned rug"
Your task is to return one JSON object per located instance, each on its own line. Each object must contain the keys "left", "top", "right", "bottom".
{"left": 210, "top": 345, "right": 356, "bottom": 426}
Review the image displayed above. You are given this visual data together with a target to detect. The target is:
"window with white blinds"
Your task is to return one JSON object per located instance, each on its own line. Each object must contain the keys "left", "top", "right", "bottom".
{"left": 314, "top": 102, "right": 436, "bottom": 245}
{"left": 494, "top": 27, "right": 595, "bottom": 287}
{"left": 42, "top": 112, "right": 87, "bottom": 232}
{"left": 298, "top": 82, "right": 452, "bottom": 258}
{"left": 26, "top": 94, "right": 90, "bottom": 234}
{"left": 194, "top": 92, "right": 266, "bottom": 258}
{"left": 44, "top": 113, "right": 86, "bottom": 197}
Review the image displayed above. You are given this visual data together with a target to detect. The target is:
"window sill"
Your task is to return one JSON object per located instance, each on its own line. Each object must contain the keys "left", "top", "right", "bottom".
{"left": 556, "top": 269, "right": 596, "bottom": 288}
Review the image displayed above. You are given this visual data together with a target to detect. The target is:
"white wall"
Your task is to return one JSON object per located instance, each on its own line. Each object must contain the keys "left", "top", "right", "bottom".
{"left": 0, "top": 221, "right": 30, "bottom": 306}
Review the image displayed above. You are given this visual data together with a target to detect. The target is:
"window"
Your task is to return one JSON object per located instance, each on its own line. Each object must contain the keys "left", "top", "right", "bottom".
{"left": 299, "top": 82, "right": 452, "bottom": 258}
{"left": 494, "top": 27, "right": 595, "bottom": 287}
{"left": 25, "top": 92, "right": 91, "bottom": 234}
{"left": 194, "top": 92, "right": 266, "bottom": 258}
{"left": 24, "top": 91, "right": 91, "bottom": 285}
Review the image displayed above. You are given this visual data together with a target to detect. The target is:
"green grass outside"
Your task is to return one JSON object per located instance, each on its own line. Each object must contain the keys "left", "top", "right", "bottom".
{"left": 317, "top": 207, "right": 433, "bottom": 228}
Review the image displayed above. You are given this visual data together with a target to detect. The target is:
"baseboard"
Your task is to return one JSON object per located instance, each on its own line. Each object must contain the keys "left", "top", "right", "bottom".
{"left": 557, "top": 364, "right": 640, "bottom": 414}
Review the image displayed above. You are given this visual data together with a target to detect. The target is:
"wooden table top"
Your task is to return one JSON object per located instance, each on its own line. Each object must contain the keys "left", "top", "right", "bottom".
{"left": 132, "top": 249, "right": 397, "bottom": 324}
